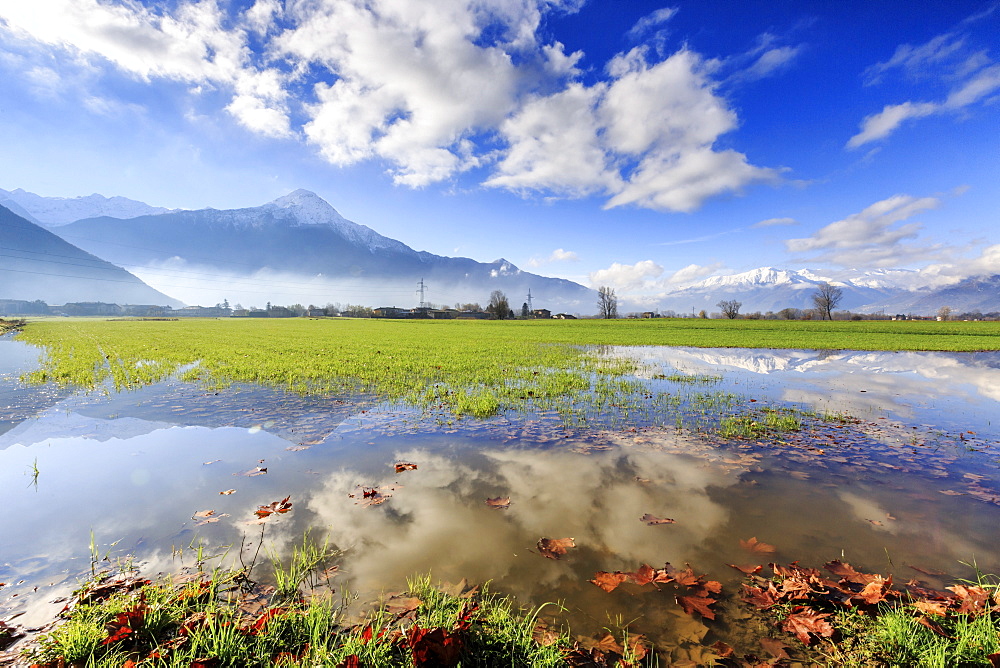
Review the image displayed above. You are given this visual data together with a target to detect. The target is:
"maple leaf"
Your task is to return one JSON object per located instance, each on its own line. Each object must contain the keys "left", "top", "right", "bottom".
{"left": 824, "top": 560, "right": 879, "bottom": 585}
{"left": 243, "top": 608, "right": 287, "bottom": 635}
{"left": 857, "top": 575, "right": 895, "bottom": 605}
{"left": 948, "top": 584, "right": 992, "bottom": 614}
{"left": 193, "top": 510, "right": 215, "bottom": 519}
{"left": 531, "top": 620, "right": 561, "bottom": 646}
{"left": 337, "top": 655, "right": 361, "bottom": 668}
{"left": 741, "top": 584, "right": 779, "bottom": 610}
{"left": 385, "top": 595, "right": 422, "bottom": 618}
{"left": 676, "top": 592, "right": 716, "bottom": 620}
{"left": 219, "top": 489, "right": 236, "bottom": 495}
{"left": 740, "top": 537, "right": 776, "bottom": 554}
{"left": 916, "top": 615, "right": 952, "bottom": 637}
{"left": 590, "top": 571, "right": 629, "bottom": 593}
{"left": 664, "top": 563, "right": 702, "bottom": 587}
{"left": 237, "top": 466, "right": 267, "bottom": 477}
{"left": 255, "top": 496, "right": 293, "bottom": 518}
{"left": 758, "top": 637, "right": 791, "bottom": 660}
{"left": 914, "top": 600, "right": 950, "bottom": 617}
{"left": 781, "top": 606, "right": 835, "bottom": 645}
{"left": 537, "top": 537, "right": 576, "bottom": 560}
{"left": 630, "top": 564, "right": 656, "bottom": 586}
{"left": 711, "top": 640, "right": 734, "bottom": 658}
{"left": 485, "top": 496, "right": 511, "bottom": 509}
{"left": 592, "top": 631, "right": 625, "bottom": 655}
{"left": 395, "top": 462, "right": 418, "bottom": 473}
{"left": 406, "top": 626, "right": 463, "bottom": 667}
{"left": 639, "top": 513, "right": 675, "bottom": 525}
{"left": 728, "top": 563, "right": 763, "bottom": 575}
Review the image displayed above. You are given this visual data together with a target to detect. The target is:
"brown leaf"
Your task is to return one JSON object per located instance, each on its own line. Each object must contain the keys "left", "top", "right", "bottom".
{"left": 590, "top": 571, "right": 629, "bottom": 593}
{"left": 255, "top": 496, "right": 293, "bottom": 518}
{"left": 740, "top": 537, "right": 776, "bottom": 554}
{"left": 857, "top": 575, "right": 895, "bottom": 605}
{"left": 531, "top": 619, "right": 561, "bottom": 646}
{"left": 639, "top": 513, "right": 675, "bottom": 525}
{"left": 988, "top": 652, "right": 1000, "bottom": 668}
{"left": 385, "top": 595, "right": 422, "bottom": 617}
{"left": 728, "top": 563, "right": 763, "bottom": 575}
{"left": 485, "top": 496, "right": 511, "bottom": 509}
{"left": 285, "top": 445, "right": 310, "bottom": 452}
{"left": 537, "top": 537, "right": 576, "bottom": 560}
{"left": 676, "top": 593, "right": 716, "bottom": 620}
{"left": 781, "top": 606, "right": 834, "bottom": 645}
{"left": 916, "top": 615, "right": 952, "bottom": 637}
{"left": 238, "top": 466, "right": 267, "bottom": 477}
{"left": 948, "top": 584, "right": 992, "bottom": 614}
{"left": 629, "top": 563, "right": 656, "bottom": 586}
{"left": 592, "top": 632, "right": 624, "bottom": 655}
{"left": 395, "top": 462, "right": 418, "bottom": 473}
{"left": 914, "top": 600, "right": 949, "bottom": 617}
{"left": 710, "top": 640, "right": 734, "bottom": 658}
{"left": 759, "top": 637, "right": 791, "bottom": 660}
{"left": 193, "top": 510, "right": 215, "bottom": 519}
{"left": 219, "top": 489, "right": 236, "bottom": 495}
{"left": 406, "top": 625, "right": 462, "bottom": 666}
{"left": 909, "top": 565, "right": 947, "bottom": 576}
{"left": 824, "top": 559, "right": 880, "bottom": 585}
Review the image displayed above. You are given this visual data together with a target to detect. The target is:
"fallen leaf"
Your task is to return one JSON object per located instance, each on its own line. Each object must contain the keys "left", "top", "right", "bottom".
{"left": 909, "top": 565, "right": 947, "bottom": 576}
{"left": 740, "top": 537, "right": 776, "bottom": 554}
{"left": 219, "top": 489, "right": 236, "bottom": 496}
{"left": 710, "top": 640, "right": 734, "bottom": 658}
{"left": 639, "top": 513, "right": 675, "bottom": 525}
{"left": 485, "top": 496, "right": 511, "bottom": 509}
{"left": 285, "top": 445, "right": 310, "bottom": 452}
{"left": 728, "top": 564, "right": 763, "bottom": 575}
{"left": 237, "top": 466, "right": 267, "bottom": 477}
{"left": 916, "top": 615, "right": 952, "bottom": 638}
{"left": 589, "top": 571, "right": 629, "bottom": 593}
{"left": 676, "top": 592, "right": 716, "bottom": 620}
{"left": 781, "top": 606, "right": 834, "bottom": 645}
{"left": 255, "top": 496, "right": 292, "bottom": 518}
{"left": 193, "top": 510, "right": 215, "bottom": 519}
{"left": 759, "top": 637, "right": 791, "bottom": 660}
{"left": 537, "top": 537, "right": 576, "bottom": 560}
{"left": 395, "top": 462, "right": 418, "bottom": 473}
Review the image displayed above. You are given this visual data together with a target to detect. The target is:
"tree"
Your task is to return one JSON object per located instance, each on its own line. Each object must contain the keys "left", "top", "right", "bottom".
{"left": 717, "top": 299, "right": 742, "bottom": 319}
{"left": 778, "top": 307, "right": 799, "bottom": 320}
{"left": 597, "top": 286, "right": 618, "bottom": 319}
{"left": 811, "top": 283, "right": 843, "bottom": 320}
{"left": 521, "top": 302, "right": 529, "bottom": 317}
{"left": 937, "top": 305, "right": 952, "bottom": 321}
{"left": 486, "top": 290, "right": 511, "bottom": 319}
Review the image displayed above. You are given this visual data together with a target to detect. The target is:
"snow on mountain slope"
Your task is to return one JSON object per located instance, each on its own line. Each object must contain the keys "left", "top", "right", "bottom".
{"left": 0, "top": 187, "right": 172, "bottom": 226}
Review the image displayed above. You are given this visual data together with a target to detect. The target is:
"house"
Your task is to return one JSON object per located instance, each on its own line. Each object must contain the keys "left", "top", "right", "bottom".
{"left": 373, "top": 306, "right": 406, "bottom": 318}
{"left": 553, "top": 313, "right": 577, "bottom": 319}
{"left": 531, "top": 308, "right": 551, "bottom": 319}
{"left": 61, "top": 302, "right": 122, "bottom": 316}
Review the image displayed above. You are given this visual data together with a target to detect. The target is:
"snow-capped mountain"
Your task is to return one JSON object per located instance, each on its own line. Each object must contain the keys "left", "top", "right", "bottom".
{"left": 0, "top": 187, "right": 172, "bottom": 226}
{"left": 51, "top": 190, "right": 594, "bottom": 310}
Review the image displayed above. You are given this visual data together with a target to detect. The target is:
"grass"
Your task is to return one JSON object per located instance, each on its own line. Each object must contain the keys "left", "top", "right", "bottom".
{"left": 15, "top": 317, "right": 999, "bottom": 420}
{"left": 24, "top": 546, "right": 582, "bottom": 667}
{"left": 719, "top": 408, "right": 803, "bottom": 439}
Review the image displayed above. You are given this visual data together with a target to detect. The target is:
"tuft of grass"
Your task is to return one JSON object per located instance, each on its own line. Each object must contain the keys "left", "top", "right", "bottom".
{"left": 719, "top": 408, "right": 802, "bottom": 439}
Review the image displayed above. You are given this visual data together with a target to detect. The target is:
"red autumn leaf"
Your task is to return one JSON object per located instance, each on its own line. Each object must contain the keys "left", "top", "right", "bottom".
{"left": 759, "top": 637, "right": 792, "bottom": 660}
{"left": 101, "top": 603, "right": 147, "bottom": 645}
{"left": 781, "top": 606, "right": 835, "bottom": 645}
{"left": 337, "top": 656, "right": 361, "bottom": 668}
{"left": 676, "top": 592, "right": 716, "bottom": 620}
{"left": 916, "top": 615, "right": 952, "bottom": 637}
{"left": 948, "top": 584, "right": 992, "bottom": 614}
{"left": 711, "top": 640, "right": 734, "bottom": 658}
{"left": 219, "top": 489, "right": 236, "bottom": 495}
{"left": 728, "top": 563, "right": 763, "bottom": 575}
{"left": 193, "top": 509, "right": 215, "bottom": 519}
{"left": 395, "top": 462, "right": 418, "bottom": 473}
{"left": 485, "top": 496, "right": 511, "bottom": 509}
{"left": 245, "top": 608, "right": 287, "bottom": 634}
{"left": 630, "top": 563, "right": 656, "bottom": 586}
{"left": 255, "top": 496, "right": 292, "bottom": 518}
{"left": 857, "top": 575, "right": 894, "bottom": 605}
{"left": 406, "top": 626, "right": 463, "bottom": 667}
{"left": 988, "top": 652, "right": 1000, "bottom": 668}
{"left": 590, "top": 571, "right": 629, "bottom": 593}
{"left": 190, "top": 659, "right": 220, "bottom": 668}
{"left": 664, "top": 563, "right": 702, "bottom": 587}
{"left": 536, "top": 537, "right": 575, "bottom": 560}
{"left": 741, "top": 584, "right": 779, "bottom": 610}
{"left": 639, "top": 513, "right": 675, "bottom": 525}
{"left": 824, "top": 560, "right": 879, "bottom": 585}
{"left": 740, "top": 537, "right": 776, "bottom": 554}
{"left": 914, "top": 600, "right": 950, "bottom": 617}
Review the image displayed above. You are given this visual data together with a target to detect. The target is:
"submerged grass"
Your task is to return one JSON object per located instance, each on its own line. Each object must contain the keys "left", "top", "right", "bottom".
{"left": 16, "top": 317, "right": 999, "bottom": 419}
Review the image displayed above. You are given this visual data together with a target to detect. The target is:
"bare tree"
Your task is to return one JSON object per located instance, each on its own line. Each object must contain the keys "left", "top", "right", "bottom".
{"left": 597, "top": 286, "right": 618, "bottom": 319}
{"left": 486, "top": 290, "right": 511, "bottom": 320}
{"left": 717, "top": 299, "right": 742, "bottom": 319}
{"left": 937, "top": 305, "right": 951, "bottom": 321}
{"left": 812, "top": 283, "right": 843, "bottom": 320}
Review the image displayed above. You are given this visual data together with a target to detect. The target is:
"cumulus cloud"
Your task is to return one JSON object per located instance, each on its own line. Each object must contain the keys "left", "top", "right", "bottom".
{"left": 785, "top": 194, "right": 944, "bottom": 268}
{"left": 526, "top": 247, "right": 579, "bottom": 268}
{"left": 848, "top": 9, "right": 1000, "bottom": 148}
{"left": 589, "top": 260, "right": 664, "bottom": 289}
{"left": 753, "top": 216, "right": 797, "bottom": 227}
{"left": 662, "top": 262, "right": 724, "bottom": 286}
{"left": 0, "top": 0, "right": 780, "bottom": 210}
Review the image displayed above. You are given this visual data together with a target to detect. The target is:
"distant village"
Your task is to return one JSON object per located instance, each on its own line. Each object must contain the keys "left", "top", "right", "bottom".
{"left": 0, "top": 299, "right": 581, "bottom": 320}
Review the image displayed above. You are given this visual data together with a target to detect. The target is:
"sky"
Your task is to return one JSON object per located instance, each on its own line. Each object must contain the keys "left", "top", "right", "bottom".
{"left": 0, "top": 0, "right": 997, "bottom": 305}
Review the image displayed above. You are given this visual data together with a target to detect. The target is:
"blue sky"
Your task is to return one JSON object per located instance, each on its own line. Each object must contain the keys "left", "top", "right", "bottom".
{"left": 0, "top": 0, "right": 997, "bottom": 304}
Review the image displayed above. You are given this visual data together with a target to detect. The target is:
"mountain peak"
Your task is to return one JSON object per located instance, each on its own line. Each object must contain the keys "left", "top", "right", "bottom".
{"left": 266, "top": 189, "right": 347, "bottom": 226}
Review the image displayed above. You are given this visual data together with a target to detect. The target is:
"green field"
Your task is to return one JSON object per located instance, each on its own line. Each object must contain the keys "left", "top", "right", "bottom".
{"left": 14, "top": 317, "right": 1000, "bottom": 416}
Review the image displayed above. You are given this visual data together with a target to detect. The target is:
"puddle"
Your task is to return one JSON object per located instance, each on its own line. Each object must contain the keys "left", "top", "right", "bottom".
{"left": 2, "top": 340, "right": 1000, "bottom": 661}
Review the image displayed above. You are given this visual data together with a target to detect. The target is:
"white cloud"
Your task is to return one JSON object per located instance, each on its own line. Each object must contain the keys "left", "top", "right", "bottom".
{"left": 526, "top": 247, "right": 579, "bottom": 267}
{"left": 662, "top": 262, "right": 724, "bottom": 286}
{"left": 786, "top": 194, "right": 944, "bottom": 268}
{"left": 626, "top": 7, "right": 678, "bottom": 41}
{"left": 848, "top": 11, "right": 1000, "bottom": 148}
{"left": 589, "top": 260, "right": 664, "bottom": 289}
{"left": 753, "top": 217, "right": 797, "bottom": 227}
{"left": 0, "top": 0, "right": 778, "bottom": 210}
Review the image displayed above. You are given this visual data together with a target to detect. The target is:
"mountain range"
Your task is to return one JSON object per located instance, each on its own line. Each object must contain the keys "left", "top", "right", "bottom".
{"left": 3, "top": 186, "right": 997, "bottom": 315}
{"left": 0, "top": 205, "right": 182, "bottom": 307}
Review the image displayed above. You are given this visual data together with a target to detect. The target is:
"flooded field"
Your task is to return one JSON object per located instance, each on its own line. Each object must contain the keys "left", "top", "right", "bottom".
{"left": 2, "top": 334, "right": 1000, "bottom": 662}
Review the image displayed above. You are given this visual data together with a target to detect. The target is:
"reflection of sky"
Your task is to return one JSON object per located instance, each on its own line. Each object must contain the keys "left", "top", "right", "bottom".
{"left": 610, "top": 347, "right": 1000, "bottom": 437}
